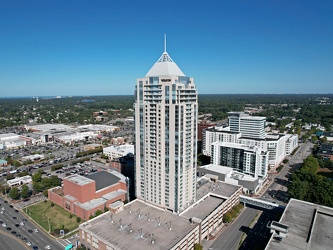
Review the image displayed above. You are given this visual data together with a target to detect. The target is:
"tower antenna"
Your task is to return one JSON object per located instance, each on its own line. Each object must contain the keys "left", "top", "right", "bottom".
{"left": 164, "top": 34, "right": 167, "bottom": 53}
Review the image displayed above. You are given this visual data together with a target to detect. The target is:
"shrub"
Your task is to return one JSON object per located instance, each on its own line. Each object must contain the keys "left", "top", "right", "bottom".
{"left": 76, "top": 217, "right": 81, "bottom": 223}
{"left": 43, "top": 190, "right": 48, "bottom": 197}
{"left": 51, "top": 202, "right": 54, "bottom": 207}
{"left": 51, "top": 164, "right": 63, "bottom": 171}
{"left": 95, "top": 210, "right": 103, "bottom": 217}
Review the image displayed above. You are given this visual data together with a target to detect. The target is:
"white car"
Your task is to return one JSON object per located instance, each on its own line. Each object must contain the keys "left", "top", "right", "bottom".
{"left": 20, "top": 222, "right": 25, "bottom": 226}
{"left": 34, "top": 228, "right": 39, "bottom": 233}
{"left": 2, "top": 223, "right": 6, "bottom": 227}
{"left": 26, "top": 242, "right": 32, "bottom": 246}
{"left": 0, "top": 210, "right": 3, "bottom": 214}
{"left": 45, "top": 245, "right": 51, "bottom": 249}
{"left": 1, "top": 207, "right": 4, "bottom": 211}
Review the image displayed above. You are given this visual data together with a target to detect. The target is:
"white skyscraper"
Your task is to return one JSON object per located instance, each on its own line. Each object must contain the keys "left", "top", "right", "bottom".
{"left": 134, "top": 39, "right": 198, "bottom": 213}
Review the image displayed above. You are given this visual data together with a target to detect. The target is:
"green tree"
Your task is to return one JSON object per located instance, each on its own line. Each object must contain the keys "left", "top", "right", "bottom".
{"left": 32, "top": 182, "right": 43, "bottom": 193}
{"left": 8, "top": 187, "right": 21, "bottom": 200}
{"left": 20, "top": 184, "right": 30, "bottom": 199}
{"left": 311, "top": 135, "right": 318, "bottom": 143}
{"left": 194, "top": 244, "right": 203, "bottom": 250}
{"left": 17, "top": 171, "right": 29, "bottom": 177}
{"left": 49, "top": 175, "right": 61, "bottom": 187}
{"left": 6, "top": 174, "right": 15, "bottom": 180}
{"left": 223, "top": 212, "right": 232, "bottom": 223}
{"left": 95, "top": 210, "right": 103, "bottom": 217}
{"left": 0, "top": 185, "right": 10, "bottom": 195}
{"left": 32, "top": 171, "right": 42, "bottom": 182}
{"left": 41, "top": 178, "right": 52, "bottom": 189}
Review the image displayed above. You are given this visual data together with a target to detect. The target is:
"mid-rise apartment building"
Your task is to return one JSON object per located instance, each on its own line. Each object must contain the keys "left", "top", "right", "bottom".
{"left": 211, "top": 142, "right": 268, "bottom": 178}
{"left": 202, "top": 112, "right": 298, "bottom": 174}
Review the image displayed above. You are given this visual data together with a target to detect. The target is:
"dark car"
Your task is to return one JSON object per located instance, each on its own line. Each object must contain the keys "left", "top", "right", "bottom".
{"left": 15, "top": 224, "right": 19, "bottom": 227}
{"left": 6, "top": 227, "right": 11, "bottom": 231}
{"left": 33, "top": 246, "right": 38, "bottom": 250}
{"left": 12, "top": 216, "right": 17, "bottom": 220}
{"left": 11, "top": 231, "right": 17, "bottom": 235}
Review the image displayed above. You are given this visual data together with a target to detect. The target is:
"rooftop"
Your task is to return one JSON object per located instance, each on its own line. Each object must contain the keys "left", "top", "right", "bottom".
{"left": 86, "top": 171, "right": 121, "bottom": 191}
{"left": 76, "top": 198, "right": 106, "bottom": 211}
{"left": 0, "top": 133, "right": 19, "bottom": 140}
{"left": 65, "top": 174, "right": 95, "bottom": 186}
{"left": 26, "top": 123, "right": 73, "bottom": 132}
{"left": 80, "top": 199, "right": 197, "bottom": 250}
{"left": 181, "top": 195, "right": 225, "bottom": 220}
{"left": 266, "top": 199, "right": 333, "bottom": 250}
{"left": 318, "top": 143, "right": 333, "bottom": 156}
{"left": 196, "top": 177, "right": 241, "bottom": 200}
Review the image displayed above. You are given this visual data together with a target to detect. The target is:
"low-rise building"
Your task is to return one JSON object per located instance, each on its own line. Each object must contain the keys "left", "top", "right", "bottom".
{"left": 21, "top": 154, "right": 45, "bottom": 162}
{"left": 79, "top": 178, "right": 242, "bottom": 250}
{"left": 198, "top": 164, "right": 261, "bottom": 194}
{"left": 111, "top": 136, "right": 125, "bottom": 145}
{"left": 7, "top": 175, "right": 32, "bottom": 187}
{"left": 265, "top": 199, "right": 333, "bottom": 250}
{"left": 0, "top": 159, "right": 8, "bottom": 167}
{"left": 317, "top": 143, "right": 333, "bottom": 161}
{"left": 103, "top": 144, "right": 134, "bottom": 160}
{"left": 48, "top": 170, "right": 127, "bottom": 220}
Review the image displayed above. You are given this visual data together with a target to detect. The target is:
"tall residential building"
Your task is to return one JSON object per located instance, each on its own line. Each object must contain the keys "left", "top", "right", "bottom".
{"left": 134, "top": 44, "right": 198, "bottom": 213}
{"left": 228, "top": 112, "right": 266, "bottom": 139}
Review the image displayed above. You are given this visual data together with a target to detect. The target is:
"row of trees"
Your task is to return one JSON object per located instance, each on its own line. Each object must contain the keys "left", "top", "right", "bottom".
{"left": 0, "top": 95, "right": 135, "bottom": 128}
{"left": 288, "top": 156, "right": 333, "bottom": 207}
{"left": 2, "top": 94, "right": 332, "bottom": 130}
{"left": 222, "top": 203, "right": 244, "bottom": 223}
{"left": 1, "top": 170, "right": 62, "bottom": 200}
{"left": 31, "top": 170, "right": 61, "bottom": 195}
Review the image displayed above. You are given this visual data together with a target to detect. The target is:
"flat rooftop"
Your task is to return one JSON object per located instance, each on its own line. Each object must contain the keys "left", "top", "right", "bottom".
{"left": 196, "top": 177, "right": 241, "bottom": 200}
{"left": 181, "top": 195, "right": 225, "bottom": 220}
{"left": 76, "top": 198, "right": 106, "bottom": 211}
{"left": 80, "top": 199, "right": 197, "bottom": 250}
{"left": 65, "top": 174, "right": 95, "bottom": 186}
{"left": 86, "top": 171, "right": 121, "bottom": 191}
{"left": 266, "top": 199, "right": 333, "bottom": 250}
{"left": 200, "top": 164, "right": 233, "bottom": 175}
{"left": 27, "top": 123, "right": 73, "bottom": 132}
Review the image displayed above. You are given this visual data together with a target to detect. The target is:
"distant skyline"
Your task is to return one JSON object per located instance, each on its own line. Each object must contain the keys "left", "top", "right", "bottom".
{"left": 1, "top": 0, "right": 332, "bottom": 97}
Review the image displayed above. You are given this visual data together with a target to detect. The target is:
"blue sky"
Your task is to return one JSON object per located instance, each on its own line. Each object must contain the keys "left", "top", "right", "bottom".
{"left": 0, "top": 0, "right": 332, "bottom": 97}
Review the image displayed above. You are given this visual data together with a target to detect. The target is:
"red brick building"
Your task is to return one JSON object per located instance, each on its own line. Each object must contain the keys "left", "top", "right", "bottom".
{"left": 198, "top": 121, "right": 216, "bottom": 141}
{"left": 48, "top": 171, "right": 127, "bottom": 220}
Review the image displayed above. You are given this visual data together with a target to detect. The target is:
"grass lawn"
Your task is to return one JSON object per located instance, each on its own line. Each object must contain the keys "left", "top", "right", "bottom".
{"left": 24, "top": 200, "right": 82, "bottom": 235}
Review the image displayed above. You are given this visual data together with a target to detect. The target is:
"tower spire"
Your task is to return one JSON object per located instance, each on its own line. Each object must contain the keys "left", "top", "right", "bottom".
{"left": 164, "top": 34, "right": 167, "bottom": 53}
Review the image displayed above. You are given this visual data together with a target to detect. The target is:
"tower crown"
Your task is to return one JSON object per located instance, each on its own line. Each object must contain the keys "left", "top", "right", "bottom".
{"left": 146, "top": 35, "right": 185, "bottom": 77}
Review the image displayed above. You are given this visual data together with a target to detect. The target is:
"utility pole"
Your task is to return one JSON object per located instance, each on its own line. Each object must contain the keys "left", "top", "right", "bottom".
{"left": 48, "top": 217, "right": 51, "bottom": 233}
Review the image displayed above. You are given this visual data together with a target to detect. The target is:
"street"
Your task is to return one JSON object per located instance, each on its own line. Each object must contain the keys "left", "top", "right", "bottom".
{"left": 0, "top": 196, "right": 63, "bottom": 250}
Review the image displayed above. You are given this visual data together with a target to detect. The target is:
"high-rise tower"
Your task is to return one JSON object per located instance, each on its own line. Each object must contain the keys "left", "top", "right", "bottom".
{"left": 134, "top": 38, "right": 198, "bottom": 213}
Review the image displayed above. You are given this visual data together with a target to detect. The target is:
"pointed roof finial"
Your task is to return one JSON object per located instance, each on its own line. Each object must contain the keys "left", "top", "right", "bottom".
{"left": 164, "top": 34, "right": 167, "bottom": 53}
